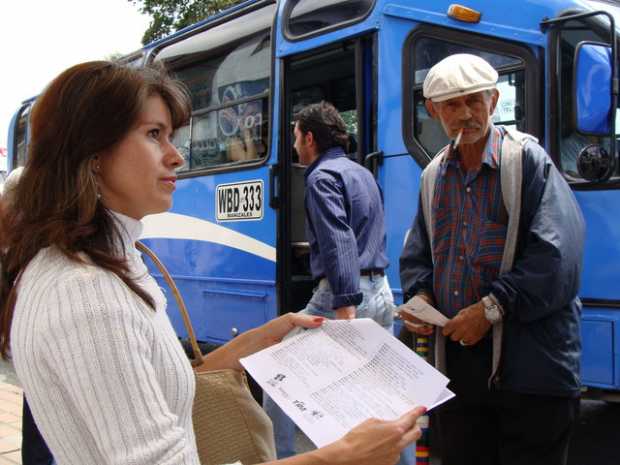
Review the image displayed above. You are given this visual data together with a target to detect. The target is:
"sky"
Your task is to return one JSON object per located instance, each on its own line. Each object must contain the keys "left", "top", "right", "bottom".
{"left": 0, "top": 0, "right": 151, "bottom": 152}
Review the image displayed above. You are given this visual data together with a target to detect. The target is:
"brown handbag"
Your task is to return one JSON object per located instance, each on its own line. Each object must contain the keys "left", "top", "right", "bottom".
{"left": 136, "top": 242, "right": 276, "bottom": 465}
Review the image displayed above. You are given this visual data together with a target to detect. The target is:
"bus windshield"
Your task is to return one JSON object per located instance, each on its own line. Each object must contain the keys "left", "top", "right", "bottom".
{"left": 587, "top": 0, "right": 620, "bottom": 25}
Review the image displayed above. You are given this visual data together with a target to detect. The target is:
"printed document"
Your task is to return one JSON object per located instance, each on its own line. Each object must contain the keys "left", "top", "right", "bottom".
{"left": 240, "top": 319, "right": 454, "bottom": 447}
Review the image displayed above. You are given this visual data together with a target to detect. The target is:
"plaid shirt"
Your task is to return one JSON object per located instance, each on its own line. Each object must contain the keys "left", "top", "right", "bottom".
{"left": 432, "top": 125, "right": 507, "bottom": 318}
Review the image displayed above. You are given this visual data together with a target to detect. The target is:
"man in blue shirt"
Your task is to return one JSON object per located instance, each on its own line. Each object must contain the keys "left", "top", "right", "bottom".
{"left": 296, "top": 102, "right": 392, "bottom": 323}
{"left": 264, "top": 101, "right": 412, "bottom": 464}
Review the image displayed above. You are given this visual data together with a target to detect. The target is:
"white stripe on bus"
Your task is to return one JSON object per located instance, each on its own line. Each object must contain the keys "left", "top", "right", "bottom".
{"left": 141, "top": 212, "right": 276, "bottom": 262}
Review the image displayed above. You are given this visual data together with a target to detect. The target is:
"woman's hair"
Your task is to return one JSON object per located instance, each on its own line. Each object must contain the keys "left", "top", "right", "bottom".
{"left": 0, "top": 61, "right": 191, "bottom": 357}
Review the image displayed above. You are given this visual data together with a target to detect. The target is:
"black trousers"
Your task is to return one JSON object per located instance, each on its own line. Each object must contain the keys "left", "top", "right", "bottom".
{"left": 22, "top": 397, "right": 54, "bottom": 465}
{"left": 436, "top": 339, "right": 579, "bottom": 465}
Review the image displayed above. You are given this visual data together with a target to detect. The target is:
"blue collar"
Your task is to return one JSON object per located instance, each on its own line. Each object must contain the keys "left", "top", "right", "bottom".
{"left": 304, "top": 147, "right": 347, "bottom": 180}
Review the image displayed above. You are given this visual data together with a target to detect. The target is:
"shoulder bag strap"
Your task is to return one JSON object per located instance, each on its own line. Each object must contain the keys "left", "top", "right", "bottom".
{"left": 135, "top": 241, "right": 206, "bottom": 368}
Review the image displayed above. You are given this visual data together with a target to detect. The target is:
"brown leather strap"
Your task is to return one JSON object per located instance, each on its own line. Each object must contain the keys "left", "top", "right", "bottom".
{"left": 135, "top": 241, "right": 205, "bottom": 368}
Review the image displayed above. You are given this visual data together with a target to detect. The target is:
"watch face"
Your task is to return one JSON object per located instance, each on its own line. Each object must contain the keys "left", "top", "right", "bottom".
{"left": 485, "top": 305, "right": 500, "bottom": 323}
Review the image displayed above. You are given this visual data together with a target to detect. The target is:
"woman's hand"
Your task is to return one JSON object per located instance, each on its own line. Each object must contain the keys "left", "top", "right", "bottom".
{"left": 200, "top": 313, "right": 324, "bottom": 372}
{"left": 256, "top": 313, "right": 325, "bottom": 347}
{"left": 310, "top": 406, "right": 426, "bottom": 465}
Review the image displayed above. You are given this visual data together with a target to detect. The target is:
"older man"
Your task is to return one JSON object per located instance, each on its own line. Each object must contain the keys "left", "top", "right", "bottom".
{"left": 399, "top": 54, "right": 585, "bottom": 465}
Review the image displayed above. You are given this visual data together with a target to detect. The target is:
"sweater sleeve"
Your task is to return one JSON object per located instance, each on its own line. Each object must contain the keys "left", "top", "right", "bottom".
{"left": 39, "top": 270, "right": 196, "bottom": 465}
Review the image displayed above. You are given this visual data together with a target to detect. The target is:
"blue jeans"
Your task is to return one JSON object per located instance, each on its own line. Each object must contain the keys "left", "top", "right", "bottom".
{"left": 302, "top": 275, "right": 395, "bottom": 330}
{"left": 263, "top": 275, "right": 415, "bottom": 465}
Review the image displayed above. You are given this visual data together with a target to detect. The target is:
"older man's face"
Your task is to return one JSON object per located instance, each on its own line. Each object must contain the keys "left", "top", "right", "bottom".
{"left": 425, "top": 90, "right": 498, "bottom": 146}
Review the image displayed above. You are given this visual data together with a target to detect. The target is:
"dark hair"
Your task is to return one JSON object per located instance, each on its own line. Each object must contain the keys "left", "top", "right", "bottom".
{"left": 0, "top": 61, "right": 191, "bottom": 357}
{"left": 294, "top": 101, "right": 349, "bottom": 154}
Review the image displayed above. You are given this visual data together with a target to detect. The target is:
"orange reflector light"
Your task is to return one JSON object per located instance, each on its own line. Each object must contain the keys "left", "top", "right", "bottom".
{"left": 447, "top": 4, "right": 482, "bottom": 23}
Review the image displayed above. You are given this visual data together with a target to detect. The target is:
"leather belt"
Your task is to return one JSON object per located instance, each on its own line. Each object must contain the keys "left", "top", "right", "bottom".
{"left": 315, "top": 269, "right": 385, "bottom": 284}
{"left": 360, "top": 269, "right": 385, "bottom": 277}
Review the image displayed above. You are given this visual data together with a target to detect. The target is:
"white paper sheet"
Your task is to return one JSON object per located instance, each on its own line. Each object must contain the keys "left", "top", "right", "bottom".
{"left": 398, "top": 296, "right": 449, "bottom": 327}
{"left": 240, "top": 319, "right": 454, "bottom": 448}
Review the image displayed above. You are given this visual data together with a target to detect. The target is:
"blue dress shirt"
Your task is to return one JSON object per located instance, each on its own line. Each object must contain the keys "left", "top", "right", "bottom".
{"left": 304, "top": 147, "right": 389, "bottom": 308}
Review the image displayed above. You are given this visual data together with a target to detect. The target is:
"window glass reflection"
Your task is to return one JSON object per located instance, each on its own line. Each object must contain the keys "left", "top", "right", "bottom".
{"left": 14, "top": 105, "right": 31, "bottom": 168}
{"left": 286, "top": 0, "right": 374, "bottom": 37}
{"left": 159, "top": 5, "right": 273, "bottom": 171}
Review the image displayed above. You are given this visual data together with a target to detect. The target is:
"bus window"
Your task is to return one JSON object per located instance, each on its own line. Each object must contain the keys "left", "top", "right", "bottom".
{"left": 284, "top": 0, "right": 375, "bottom": 40}
{"left": 407, "top": 36, "right": 525, "bottom": 158}
{"left": 155, "top": 4, "right": 275, "bottom": 172}
{"left": 555, "top": 14, "right": 619, "bottom": 180}
{"left": 13, "top": 104, "right": 31, "bottom": 169}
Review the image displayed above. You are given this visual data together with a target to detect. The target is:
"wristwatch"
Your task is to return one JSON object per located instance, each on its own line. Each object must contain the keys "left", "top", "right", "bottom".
{"left": 482, "top": 295, "right": 502, "bottom": 324}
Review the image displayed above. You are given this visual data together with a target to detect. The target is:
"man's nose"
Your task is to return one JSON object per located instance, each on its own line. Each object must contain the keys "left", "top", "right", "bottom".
{"left": 457, "top": 104, "right": 472, "bottom": 120}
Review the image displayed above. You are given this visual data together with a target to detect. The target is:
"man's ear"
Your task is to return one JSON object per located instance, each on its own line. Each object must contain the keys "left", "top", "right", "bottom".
{"left": 424, "top": 99, "right": 438, "bottom": 119}
{"left": 488, "top": 89, "right": 500, "bottom": 115}
{"left": 305, "top": 130, "right": 316, "bottom": 148}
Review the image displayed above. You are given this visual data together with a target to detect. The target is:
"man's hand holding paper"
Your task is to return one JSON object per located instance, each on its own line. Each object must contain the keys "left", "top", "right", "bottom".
{"left": 397, "top": 294, "right": 448, "bottom": 336}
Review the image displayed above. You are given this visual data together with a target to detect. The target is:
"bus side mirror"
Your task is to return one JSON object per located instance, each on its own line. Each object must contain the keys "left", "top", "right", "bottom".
{"left": 574, "top": 42, "right": 613, "bottom": 136}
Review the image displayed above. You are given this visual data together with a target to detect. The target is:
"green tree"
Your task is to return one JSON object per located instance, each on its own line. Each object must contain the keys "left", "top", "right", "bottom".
{"left": 130, "top": 0, "right": 243, "bottom": 45}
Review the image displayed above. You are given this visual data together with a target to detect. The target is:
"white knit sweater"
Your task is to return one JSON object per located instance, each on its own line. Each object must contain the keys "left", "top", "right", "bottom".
{"left": 11, "top": 213, "right": 224, "bottom": 465}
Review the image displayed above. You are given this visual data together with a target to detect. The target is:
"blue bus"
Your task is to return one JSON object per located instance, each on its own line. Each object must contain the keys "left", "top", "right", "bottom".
{"left": 7, "top": 0, "right": 620, "bottom": 400}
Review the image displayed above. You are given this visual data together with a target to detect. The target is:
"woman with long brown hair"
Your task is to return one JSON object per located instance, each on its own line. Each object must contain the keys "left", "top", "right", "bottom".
{"left": 0, "top": 61, "right": 423, "bottom": 465}
{"left": 1, "top": 166, "right": 55, "bottom": 465}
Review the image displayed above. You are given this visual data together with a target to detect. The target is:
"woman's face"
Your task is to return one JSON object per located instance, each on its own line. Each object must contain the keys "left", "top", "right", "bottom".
{"left": 97, "top": 95, "right": 184, "bottom": 219}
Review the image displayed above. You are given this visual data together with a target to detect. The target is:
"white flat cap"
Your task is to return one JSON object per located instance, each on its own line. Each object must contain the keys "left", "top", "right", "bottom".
{"left": 423, "top": 54, "right": 498, "bottom": 102}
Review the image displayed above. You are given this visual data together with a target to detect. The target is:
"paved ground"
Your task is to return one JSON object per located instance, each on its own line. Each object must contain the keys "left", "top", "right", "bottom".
{"left": 0, "top": 382, "right": 22, "bottom": 464}
{"left": 0, "top": 360, "right": 21, "bottom": 464}
{"left": 568, "top": 399, "right": 620, "bottom": 465}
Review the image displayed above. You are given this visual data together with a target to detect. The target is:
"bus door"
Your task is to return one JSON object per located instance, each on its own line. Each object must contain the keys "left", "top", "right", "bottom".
{"left": 277, "top": 35, "right": 376, "bottom": 315}
{"left": 544, "top": 8, "right": 620, "bottom": 395}
{"left": 146, "top": 2, "right": 279, "bottom": 345}
{"left": 375, "top": 9, "right": 541, "bottom": 306}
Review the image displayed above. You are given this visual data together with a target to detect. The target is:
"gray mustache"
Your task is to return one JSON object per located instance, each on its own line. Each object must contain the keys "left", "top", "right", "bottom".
{"left": 461, "top": 122, "right": 481, "bottom": 129}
